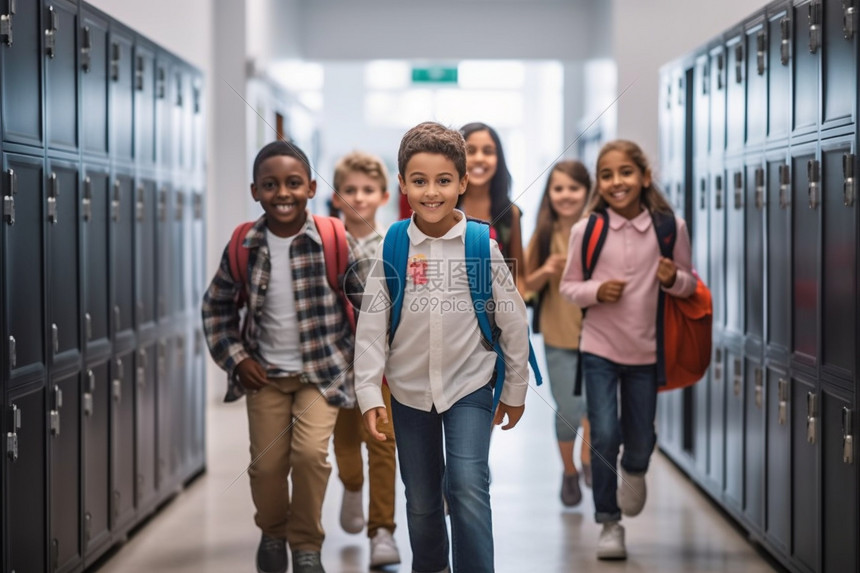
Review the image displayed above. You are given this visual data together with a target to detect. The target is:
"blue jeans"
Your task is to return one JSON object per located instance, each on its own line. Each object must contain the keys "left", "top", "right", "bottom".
{"left": 582, "top": 353, "right": 658, "bottom": 523}
{"left": 391, "top": 383, "right": 494, "bottom": 573}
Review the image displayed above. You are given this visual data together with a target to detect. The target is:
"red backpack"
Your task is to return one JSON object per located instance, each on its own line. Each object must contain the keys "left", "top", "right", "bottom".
{"left": 581, "top": 209, "right": 712, "bottom": 392}
{"left": 227, "top": 215, "right": 356, "bottom": 332}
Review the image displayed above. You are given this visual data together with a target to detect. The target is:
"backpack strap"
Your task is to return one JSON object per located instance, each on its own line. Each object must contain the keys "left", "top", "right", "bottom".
{"left": 382, "top": 219, "right": 411, "bottom": 345}
{"left": 581, "top": 211, "right": 609, "bottom": 281}
{"left": 650, "top": 210, "right": 677, "bottom": 387}
{"left": 228, "top": 221, "right": 255, "bottom": 307}
{"left": 313, "top": 214, "right": 356, "bottom": 333}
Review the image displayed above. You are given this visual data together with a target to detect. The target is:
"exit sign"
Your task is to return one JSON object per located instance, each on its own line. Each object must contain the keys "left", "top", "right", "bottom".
{"left": 411, "top": 66, "right": 458, "bottom": 84}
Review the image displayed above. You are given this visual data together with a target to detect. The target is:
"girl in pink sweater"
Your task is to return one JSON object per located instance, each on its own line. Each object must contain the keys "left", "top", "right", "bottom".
{"left": 559, "top": 140, "right": 696, "bottom": 561}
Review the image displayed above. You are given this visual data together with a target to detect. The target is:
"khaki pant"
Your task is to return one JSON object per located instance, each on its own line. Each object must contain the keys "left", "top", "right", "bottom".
{"left": 246, "top": 375, "right": 339, "bottom": 551}
{"left": 333, "top": 384, "right": 397, "bottom": 537}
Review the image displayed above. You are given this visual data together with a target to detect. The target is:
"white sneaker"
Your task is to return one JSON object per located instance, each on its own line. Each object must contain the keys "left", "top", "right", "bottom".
{"left": 369, "top": 528, "right": 401, "bottom": 567}
{"left": 617, "top": 468, "right": 647, "bottom": 517}
{"left": 596, "top": 521, "right": 627, "bottom": 560}
{"left": 340, "top": 489, "right": 365, "bottom": 534}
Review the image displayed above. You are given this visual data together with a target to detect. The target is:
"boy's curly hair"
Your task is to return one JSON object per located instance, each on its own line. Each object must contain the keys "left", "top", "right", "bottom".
{"left": 397, "top": 122, "right": 466, "bottom": 178}
{"left": 333, "top": 151, "right": 389, "bottom": 192}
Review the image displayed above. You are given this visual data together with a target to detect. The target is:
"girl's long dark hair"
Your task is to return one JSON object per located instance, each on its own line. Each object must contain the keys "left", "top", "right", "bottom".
{"left": 459, "top": 122, "right": 514, "bottom": 229}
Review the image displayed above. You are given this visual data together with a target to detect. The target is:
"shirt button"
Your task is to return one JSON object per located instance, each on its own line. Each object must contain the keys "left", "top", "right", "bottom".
{"left": 261, "top": 284, "right": 267, "bottom": 290}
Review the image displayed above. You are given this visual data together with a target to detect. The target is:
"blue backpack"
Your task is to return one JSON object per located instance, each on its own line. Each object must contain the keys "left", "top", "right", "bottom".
{"left": 382, "top": 218, "right": 543, "bottom": 411}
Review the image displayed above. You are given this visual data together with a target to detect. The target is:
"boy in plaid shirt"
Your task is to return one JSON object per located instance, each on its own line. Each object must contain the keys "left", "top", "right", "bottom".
{"left": 202, "top": 141, "right": 353, "bottom": 573}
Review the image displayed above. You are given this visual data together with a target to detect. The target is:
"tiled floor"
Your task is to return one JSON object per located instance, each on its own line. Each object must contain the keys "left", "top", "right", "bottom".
{"left": 97, "top": 360, "right": 780, "bottom": 573}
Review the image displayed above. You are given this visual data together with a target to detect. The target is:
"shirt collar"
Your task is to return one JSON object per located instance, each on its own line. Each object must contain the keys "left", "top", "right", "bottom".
{"left": 607, "top": 207, "right": 653, "bottom": 233}
{"left": 406, "top": 209, "right": 468, "bottom": 245}
{"left": 245, "top": 212, "right": 321, "bottom": 248}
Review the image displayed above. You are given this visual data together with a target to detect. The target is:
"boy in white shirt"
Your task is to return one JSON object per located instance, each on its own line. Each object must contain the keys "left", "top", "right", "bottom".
{"left": 354, "top": 122, "right": 531, "bottom": 573}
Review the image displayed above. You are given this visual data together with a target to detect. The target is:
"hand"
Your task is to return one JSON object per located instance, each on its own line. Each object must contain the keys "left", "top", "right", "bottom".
{"left": 493, "top": 402, "right": 525, "bottom": 430}
{"left": 543, "top": 254, "right": 567, "bottom": 279}
{"left": 656, "top": 257, "right": 677, "bottom": 288}
{"left": 597, "top": 279, "right": 627, "bottom": 303}
{"left": 236, "top": 358, "right": 269, "bottom": 391}
{"left": 363, "top": 407, "right": 390, "bottom": 441}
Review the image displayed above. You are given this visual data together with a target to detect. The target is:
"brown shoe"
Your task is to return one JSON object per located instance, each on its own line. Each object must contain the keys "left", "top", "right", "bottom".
{"left": 561, "top": 473, "right": 582, "bottom": 507}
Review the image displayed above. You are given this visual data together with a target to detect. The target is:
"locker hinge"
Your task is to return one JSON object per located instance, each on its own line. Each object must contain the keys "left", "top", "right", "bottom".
{"left": 45, "top": 5, "right": 57, "bottom": 59}
{"left": 52, "top": 323, "right": 59, "bottom": 355}
{"left": 8, "top": 335, "right": 16, "bottom": 369}
{"left": 754, "top": 167, "right": 765, "bottom": 210}
{"left": 111, "top": 179, "right": 121, "bottom": 222}
{"left": 733, "top": 171, "right": 743, "bottom": 210}
{"left": 843, "top": 153, "right": 856, "bottom": 207}
{"left": 4, "top": 168, "right": 16, "bottom": 225}
{"left": 716, "top": 52, "right": 724, "bottom": 90}
{"left": 778, "top": 378, "right": 788, "bottom": 425}
{"left": 779, "top": 164, "right": 791, "bottom": 208}
{"left": 734, "top": 43, "right": 744, "bottom": 84}
{"left": 715, "top": 175, "right": 723, "bottom": 210}
{"left": 176, "top": 192, "right": 184, "bottom": 221}
{"left": 809, "top": 1, "right": 822, "bottom": 53}
{"left": 82, "top": 176, "right": 92, "bottom": 221}
{"left": 157, "top": 66, "right": 166, "bottom": 99}
{"left": 81, "top": 25, "right": 91, "bottom": 72}
{"left": 110, "top": 41, "right": 121, "bottom": 81}
{"left": 50, "top": 384, "right": 62, "bottom": 436}
{"left": 0, "top": 0, "right": 14, "bottom": 46}
{"left": 175, "top": 72, "right": 183, "bottom": 107}
{"left": 699, "top": 178, "right": 707, "bottom": 210}
{"left": 756, "top": 30, "right": 767, "bottom": 75}
{"left": 7, "top": 404, "right": 21, "bottom": 461}
{"left": 193, "top": 192, "right": 203, "bottom": 220}
{"left": 136, "top": 186, "right": 145, "bottom": 222}
{"left": 135, "top": 54, "right": 145, "bottom": 91}
{"left": 733, "top": 358, "right": 742, "bottom": 397}
{"left": 83, "top": 369, "right": 94, "bottom": 416}
{"left": 754, "top": 368, "right": 763, "bottom": 409}
{"left": 47, "top": 172, "right": 59, "bottom": 224}
{"left": 780, "top": 17, "right": 791, "bottom": 65}
{"left": 807, "top": 392, "right": 818, "bottom": 444}
{"left": 844, "top": 0, "right": 856, "bottom": 39}
{"left": 843, "top": 407, "right": 854, "bottom": 464}
{"left": 807, "top": 159, "right": 820, "bottom": 209}
{"left": 158, "top": 187, "right": 168, "bottom": 221}
{"left": 85, "top": 312, "right": 92, "bottom": 340}
{"left": 677, "top": 76, "right": 683, "bottom": 106}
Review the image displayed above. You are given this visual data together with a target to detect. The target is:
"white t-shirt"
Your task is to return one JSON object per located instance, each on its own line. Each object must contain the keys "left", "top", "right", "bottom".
{"left": 257, "top": 230, "right": 302, "bottom": 371}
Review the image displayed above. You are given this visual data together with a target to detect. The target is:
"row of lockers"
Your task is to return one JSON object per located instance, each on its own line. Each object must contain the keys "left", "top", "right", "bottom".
{"left": 656, "top": 1, "right": 859, "bottom": 572}
{"left": 1, "top": 1, "right": 208, "bottom": 572}
{"left": 0, "top": 0, "right": 205, "bottom": 172}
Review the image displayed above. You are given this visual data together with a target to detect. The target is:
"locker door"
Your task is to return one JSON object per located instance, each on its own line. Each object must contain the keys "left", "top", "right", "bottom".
{"left": 768, "top": 5, "right": 792, "bottom": 142}
{"left": 6, "top": 386, "right": 47, "bottom": 573}
{"left": 821, "top": 388, "right": 857, "bottom": 572}
{"left": 709, "top": 170, "right": 726, "bottom": 329}
{"left": 767, "top": 153, "right": 791, "bottom": 353}
{"left": 111, "top": 170, "right": 135, "bottom": 343}
{"left": 173, "top": 190, "right": 186, "bottom": 315}
{"left": 179, "top": 66, "right": 193, "bottom": 172}
{"left": 156, "top": 185, "right": 172, "bottom": 322}
{"left": 110, "top": 351, "right": 135, "bottom": 530}
{"left": 82, "top": 164, "right": 111, "bottom": 354}
{"left": 792, "top": 378, "right": 820, "bottom": 572}
{"left": 191, "top": 73, "right": 205, "bottom": 175}
{"left": 136, "top": 178, "right": 158, "bottom": 332}
{"left": 49, "top": 371, "right": 81, "bottom": 573}
{"left": 693, "top": 54, "right": 710, "bottom": 159}
{"left": 109, "top": 24, "right": 134, "bottom": 163}
{"left": 820, "top": 139, "right": 855, "bottom": 380}
{"left": 191, "top": 192, "right": 205, "bottom": 304}
{"left": 708, "top": 347, "right": 726, "bottom": 490}
{"left": 191, "top": 330, "right": 206, "bottom": 469}
{"left": 791, "top": 145, "right": 820, "bottom": 366}
{"left": 709, "top": 46, "right": 727, "bottom": 154}
{"left": 155, "top": 55, "right": 173, "bottom": 169}
{"left": 745, "top": 21, "right": 767, "bottom": 147}
{"left": 172, "top": 67, "right": 187, "bottom": 170}
{"left": 133, "top": 40, "right": 156, "bottom": 167}
{"left": 135, "top": 343, "right": 158, "bottom": 509}
{"left": 173, "top": 334, "right": 187, "bottom": 478}
{"left": 793, "top": 0, "right": 821, "bottom": 136}
{"left": 0, "top": 0, "right": 43, "bottom": 146}
{"left": 743, "top": 360, "right": 765, "bottom": 530}
{"left": 156, "top": 340, "right": 173, "bottom": 492}
{"left": 765, "top": 369, "right": 791, "bottom": 553}
{"left": 822, "top": 0, "right": 857, "bottom": 129}
{"left": 745, "top": 160, "right": 765, "bottom": 341}
{"left": 3, "top": 153, "right": 46, "bottom": 383}
{"left": 724, "top": 352, "right": 744, "bottom": 510}
{"left": 80, "top": 8, "right": 109, "bottom": 158}
{"left": 46, "top": 159, "right": 81, "bottom": 370}
{"left": 725, "top": 33, "right": 745, "bottom": 152}
{"left": 82, "top": 362, "right": 110, "bottom": 558}
{"left": 45, "top": 0, "right": 78, "bottom": 152}
{"left": 725, "top": 164, "right": 745, "bottom": 336}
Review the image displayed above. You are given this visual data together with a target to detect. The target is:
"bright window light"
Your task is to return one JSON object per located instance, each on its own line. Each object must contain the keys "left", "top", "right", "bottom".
{"left": 457, "top": 61, "right": 526, "bottom": 90}
{"left": 268, "top": 60, "right": 325, "bottom": 92}
{"left": 365, "top": 61, "right": 411, "bottom": 90}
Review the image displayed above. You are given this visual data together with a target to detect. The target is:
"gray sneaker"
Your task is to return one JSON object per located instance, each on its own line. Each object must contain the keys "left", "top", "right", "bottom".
{"left": 560, "top": 473, "right": 583, "bottom": 507}
{"left": 293, "top": 550, "right": 325, "bottom": 573}
{"left": 256, "top": 534, "right": 287, "bottom": 573}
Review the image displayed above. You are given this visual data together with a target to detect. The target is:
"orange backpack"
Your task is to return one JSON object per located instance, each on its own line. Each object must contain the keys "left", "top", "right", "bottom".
{"left": 581, "top": 210, "right": 712, "bottom": 392}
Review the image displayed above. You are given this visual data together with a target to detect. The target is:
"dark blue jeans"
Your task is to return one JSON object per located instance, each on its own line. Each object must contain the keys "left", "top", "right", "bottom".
{"left": 582, "top": 353, "right": 658, "bottom": 523}
{"left": 390, "top": 383, "right": 494, "bottom": 573}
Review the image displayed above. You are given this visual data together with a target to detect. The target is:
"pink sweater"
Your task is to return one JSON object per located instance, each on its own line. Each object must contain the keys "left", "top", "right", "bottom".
{"left": 559, "top": 208, "right": 697, "bottom": 365}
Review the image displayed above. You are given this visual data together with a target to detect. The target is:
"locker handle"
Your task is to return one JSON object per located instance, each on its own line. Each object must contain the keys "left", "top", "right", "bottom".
{"left": 52, "top": 323, "right": 59, "bottom": 355}
{"left": 194, "top": 192, "right": 204, "bottom": 220}
{"left": 157, "top": 67, "right": 166, "bottom": 99}
{"left": 81, "top": 25, "right": 91, "bottom": 72}
{"left": 677, "top": 76, "right": 683, "bottom": 106}
{"left": 843, "top": 153, "right": 856, "bottom": 207}
{"left": 734, "top": 43, "right": 743, "bottom": 84}
{"left": 779, "top": 164, "right": 791, "bottom": 209}
{"left": 756, "top": 30, "right": 766, "bottom": 75}
{"left": 84, "top": 371, "right": 95, "bottom": 416}
{"left": 114, "top": 305, "right": 121, "bottom": 332}
{"left": 808, "top": 159, "right": 820, "bottom": 209}
{"left": 807, "top": 392, "right": 818, "bottom": 444}
{"left": 0, "top": 0, "right": 14, "bottom": 46}
{"left": 82, "top": 176, "right": 92, "bottom": 222}
{"left": 135, "top": 55, "right": 145, "bottom": 91}
{"left": 112, "top": 179, "right": 121, "bottom": 222}
{"left": 45, "top": 5, "right": 57, "bottom": 59}
{"left": 48, "top": 172, "right": 59, "bottom": 224}
{"left": 136, "top": 186, "right": 145, "bottom": 222}
{"left": 754, "top": 368, "right": 763, "bottom": 409}
{"left": 716, "top": 52, "right": 724, "bottom": 90}
{"left": 780, "top": 17, "right": 791, "bottom": 65}
{"left": 733, "top": 171, "right": 743, "bottom": 210}
{"left": 158, "top": 187, "right": 168, "bottom": 221}
{"left": 733, "top": 359, "right": 742, "bottom": 397}
{"left": 113, "top": 378, "right": 121, "bottom": 403}
{"left": 50, "top": 410, "right": 60, "bottom": 436}
{"left": 702, "top": 61, "right": 710, "bottom": 95}
{"left": 699, "top": 179, "right": 707, "bottom": 210}
{"left": 7, "top": 404, "right": 21, "bottom": 461}
{"left": 85, "top": 313, "right": 92, "bottom": 340}
{"left": 778, "top": 378, "right": 788, "bottom": 426}
{"left": 110, "top": 42, "right": 121, "bottom": 82}
{"left": 87, "top": 369, "right": 96, "bottom": 393}
{"left": 809, "top": 1, "right": 822, "bottom": 53}
{"left": 8, "top": 335, "right": 16, "bottom": 369}
{"left": 715, "top": 175, "right": 723, "bottom": 210}
{"left": 754, "top": 167, "right": 765, "bottom": 210}
{"left": 4, "top": 168, "right": 16, "bottom": 225}
{"left": 193, "top": 85, "right": 202, "bottom": 114}
{"left": 844, "top": 0, "right": 856, "bottom": 39}
{"left": 176, "top": 192, "right": 184, "bottom": 221}
{"left": 53, "top": 380, "right": 63, "bottom": 407}
{"left": 843, "top": 407, "right": 854, "bottom": 464}
{"left": 175, "top": 72, "right": 183, "bottom": 106}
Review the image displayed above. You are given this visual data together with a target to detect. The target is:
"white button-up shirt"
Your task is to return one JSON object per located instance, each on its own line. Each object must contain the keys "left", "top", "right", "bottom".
{"left": 354, "top": 212, "right": 531, "bottom": 414}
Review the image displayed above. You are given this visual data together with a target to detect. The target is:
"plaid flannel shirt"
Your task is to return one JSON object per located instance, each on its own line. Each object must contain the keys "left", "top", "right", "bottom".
{"left": 201, "top": 214, "right": 355, "bottom": 406}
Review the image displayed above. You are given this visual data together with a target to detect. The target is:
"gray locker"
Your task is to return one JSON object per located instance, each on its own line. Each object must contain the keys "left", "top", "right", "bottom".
{"left": 767, "top": 3, "right": 791, "bottom": 142}
{"left": 724, "top": 352, "right": 744, "bottom": 510}
{"left": 693, "top": 56, "right": 710, "bottom": 158}
{"left": 709, "top": 46, "right": 727, "bottom": 154}
{"left": 766, "top": 152, "right": 791, "bottom": 354}
{"left": 744, "top": 160, "right": 765, "bottom": 340}
{"left": 45, "top": 0, "right": 79, "bottom": 153}
{"left": 156, "top": 184, "right": 172, "bottom": 321}
{"left": 821, "top": 388, "right": 857, "bottom": 572}
{"left": 3, "top": 153, "right": 46, "bottom": 383}
{"left": 109, "top": 23, "right": 134, "bottom": 163}
{"left": 178, "top": 66, "right": 192, "bottom": 172}
{"left": 134, "top": 39, "right": 156, "bottom": 167}
{"left": 708, "top": 347, "right": 726, "bottom": 490}
{"left": 743, "top": 360, "right": 765, "bottom": 530}
{"left": 49, "top": 370, "right": 81, "bottom": 573}
{"left": 822, "top": 0, "right": 857, "bottom": 129}
{"left": 82, "top": 361, "right": 110, "bottom": 561}
{"left": 791, "top": 377, "right": 819, "bottom": 572}
{"left": 155, "top": 54, "right": 174, "bottom": 169}
{"left": 191, "top": 191, "right": 205, "bottom": 304}
{"left": 191, "top": 73, "right": 205, "bottom": 175}
{"left": 725, "top": 164, "right": 745, "bottom": 335}
{"left": 111, "top": 170, "right": 135, "bottom": 343}
{"left": 80, "top": 7, "right": 109, "bottom": 158}
{"left": 136, "top": 343, "right": 158, "bottom": 509}
{"left": 725, "top": 32, "right": 746, "bottom": 151}
{"left": 111, "top": 351, "right": 136, "bottom": 531}
{"left": 82, "top": 163, "right": 111, "bottom": 355}
{"left": 0, "top": 0, "right": 43, "bottom": 146}
{"left": 190, "top": 330, "right": 206, "bottom": 472}
{"left": 157, "top": 339, "right": 175, "bottom": 492}
{"left": 6, "top": 385, "right": 48, "bottom": 573}
{"left": 173, "top": 190, "right": 186, "bottom": 316}
{"left": 791, "top": 145, "right": 819, "bottom": 366}
{"left": 136, "top": 177, "right": 158, "bottom": 333}
{"left": 47, "top": 158, "right": 81, "bottom": 371}
{"left": 709, "top": 170, "right": 727, "bottom": 328}
{"left": 745, "top": 19, "right": 767, "bottom": 147}
{"left": 765, "top": 368, "right": 791, "bottom": 554}
{"left": 793, "top": 0, "right": 821, "bottom": 136}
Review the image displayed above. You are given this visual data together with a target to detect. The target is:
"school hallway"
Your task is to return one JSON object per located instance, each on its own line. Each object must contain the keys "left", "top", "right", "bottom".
{"left": 91, "top": 341, "right": 781, "bottom": 573}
